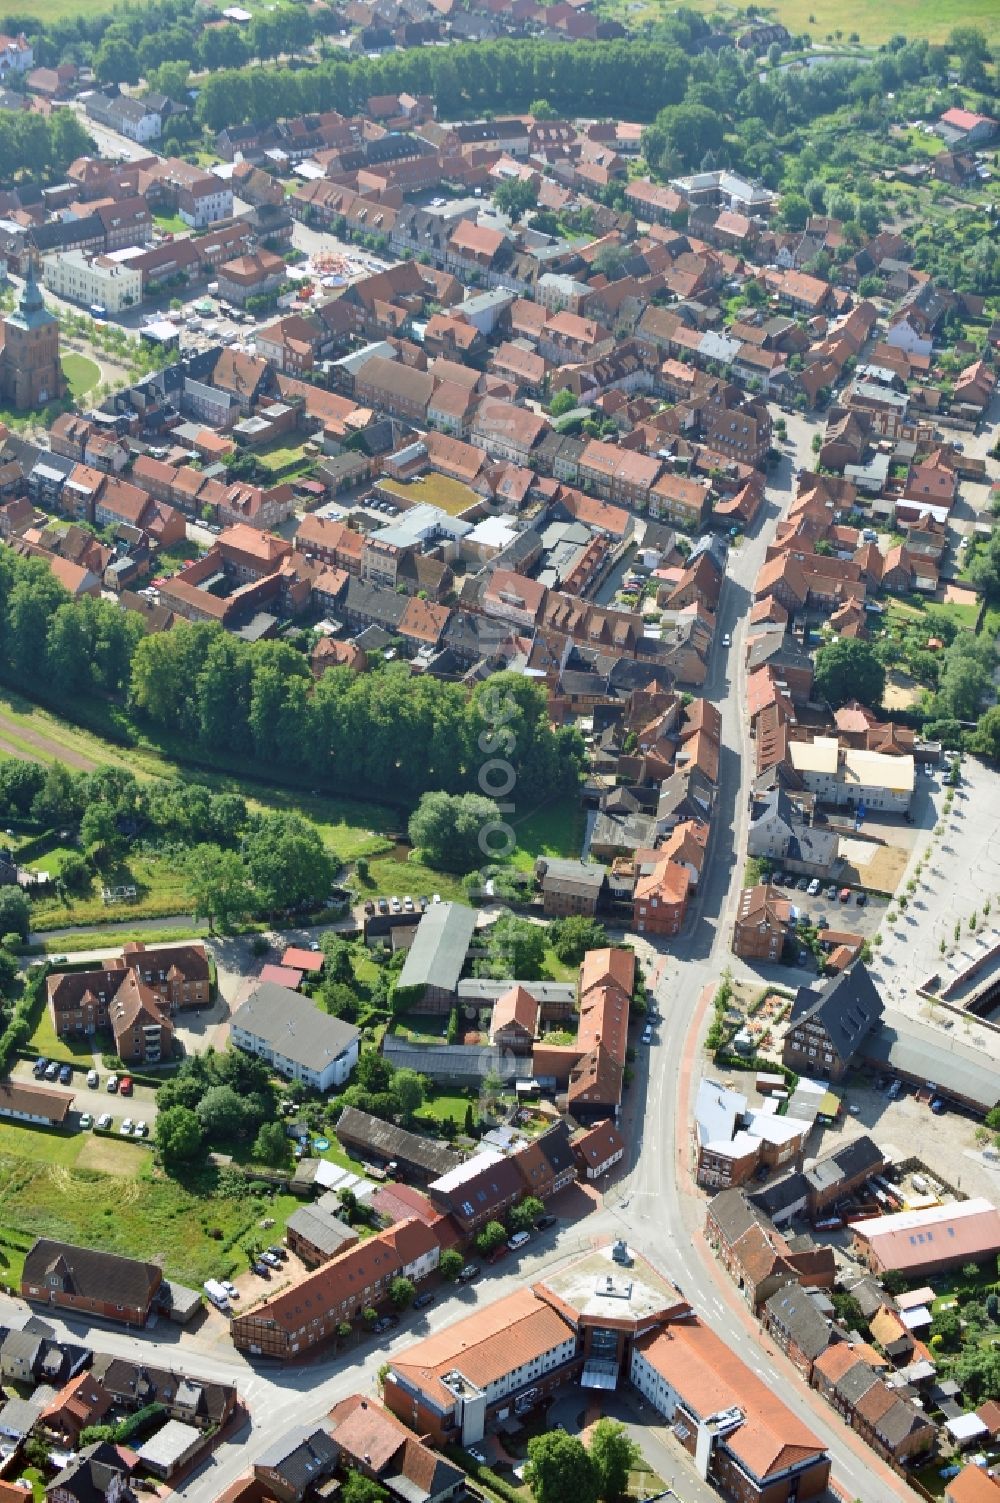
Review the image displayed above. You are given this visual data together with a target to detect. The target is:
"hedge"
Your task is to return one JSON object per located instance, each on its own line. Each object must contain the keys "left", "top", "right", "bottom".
{"left": 0, "top": 966, "right": 49, "bottom": 1075}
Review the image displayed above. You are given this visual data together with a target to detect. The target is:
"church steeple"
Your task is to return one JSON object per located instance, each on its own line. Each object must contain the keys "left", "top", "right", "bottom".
{"left": 20, "top": 261, "right": 44, "bottom": 316}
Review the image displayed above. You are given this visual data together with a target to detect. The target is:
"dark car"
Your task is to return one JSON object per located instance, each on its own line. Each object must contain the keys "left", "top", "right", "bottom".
{"left": 58, "top": 1064, "right": 72, "bottom": 1085}
{"left": 253, "top": 1261, "right": 270, "bottom": 1277}
{"left": 413, "top": 1292, "right": 435, "bottom": 1310}
{"left": 488, "top": 1243, "right": 509, "bottom": 1264}
{"left": 535, "top": 1214, "right": 557, "bottom": 1231}
{"left": 856, "top": 892, "right": 868, "bottom": 906}
{"left": 458, "top": 1263, "right": 480, "bottom": 1283}
{"left": 33, "top": 1057, "right": 48, "bottom": 1078}
{"left": 267, "top": 1245, "right": 286, "bottom": 1260}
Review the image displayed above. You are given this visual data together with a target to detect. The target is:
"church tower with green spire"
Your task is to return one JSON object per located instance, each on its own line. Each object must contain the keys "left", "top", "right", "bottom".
{"left": 0, "top": 263, "right": 65, "bottom": 411}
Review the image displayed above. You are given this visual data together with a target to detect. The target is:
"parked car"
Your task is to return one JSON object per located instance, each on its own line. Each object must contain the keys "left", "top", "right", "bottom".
{"left": 825, "top": 885, "right": 838, "bottom": 900}
{"left": 59, "top": 1064, "right": 72, "bottom": 1085}
{"left": 432, "top": 893, "right": 441, "bottom": 904}
{"left": 389, "top": 896, "right": 401, "bottom": 912}
{"left": 134, "top": 1121, "right": 148, "bottom": 1138}
{"left": 45, "top": 1061, "right": 60, "bottom": 1081}
{"left": 508, "top": 1231, "right": 531, "bottom": 1251}
{"left": 267, "top": 1245, "right": 286, "bottom": 1260}
{"left": 413, "top": 1292, "right": 434, "bottom": 1309}
{"left": 807, "top": 879, "right": 821, "bottom": 896}
{"left": 221, "top": 1281, "right": 240, "bottom": 1299}
{"left": 79, "top": 1113, "right": 93, "bottom": 1130}
{"left": 798, "top": 876, "right": 811, "bottom": 891}
{"left": 458, "top": 1263, "right": 480, "bottom": 1283}
{"left": 253, "top": 1261, "right": 270, "bottom": 1277}
{"left": 33, "top": 1057, "right": 47, "bottom": 1078}
{"left": 120, "top": 1118, "right": 134, "bottom": 1137}
{"left": 721, "top": 632, "right": 731, "bottom": 647}
{"left": 106, "top": 1075, "right": 119, "bottom": 1093}
{"left": 261, "top": 1251, "right": 281, "bottom": 1268}
{"left": 87, "top": 1069, "right": 99, "bottom": 1088}
{"left": 467, "top": 1448, "right": 487, "bottom": 1465}
{"left": 363, "top": 900, "right": 375, "bottom": 916}
{"left": 96, "top": 1113, "right": 112, "bottom": 1130}
{"left": 887, "top": 1080, "right": 903, "bottom": 1100}
{"left": 373, "top": 1317, "right": 394, "bottom": 1334}
{"left": 641, "top": 1024, "right": 653, "bottom": 1045}
{"left": 377, "top": 898, "right": 389, "bottom": 914}
{"left": 839, "top": 887, "right": 852, "bottom": 902}
{"left": 403, "top": 895, "right": 414, "bottom": 911}
{"left": 856, "top": 892, "right": 868, "bottom": 906}
{"left": 120, "top": 1077, "right": 133, "bottom": 1096}
{"left": 535, "top": 1215, "right": 557, "bottom": 1231}
{"left": 930, "top": 1098, "right": 946, "bottom": 1114}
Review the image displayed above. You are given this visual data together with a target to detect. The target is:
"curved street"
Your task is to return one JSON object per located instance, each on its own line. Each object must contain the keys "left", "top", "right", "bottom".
{"left": 1, "top": 411, "right": 910, "bottom": 1503}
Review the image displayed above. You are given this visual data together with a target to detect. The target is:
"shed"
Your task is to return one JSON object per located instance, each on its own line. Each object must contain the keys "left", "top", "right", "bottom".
{"left": 135, "top": 1419, "right": 205, "bottom": 1478}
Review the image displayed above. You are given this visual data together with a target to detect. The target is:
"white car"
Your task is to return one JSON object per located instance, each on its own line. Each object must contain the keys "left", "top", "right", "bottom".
{"left": 120, "top": 1118, "right": 134, "bottom": 1137}
{"left": 134, "top": 1121, "right": 148, "bottom": 1138}
{"left": 641, "top": 1024, "right": 653, "bottom": 1045}
{"left": 807, "top": 879, "right": 821, "bottom": 897}
{"left": 722, "top": 632, "right": 731, "bottom": 647}
{"left": 508, "top": 1230, "right": 531, "bottom": 1251}
{"left": 87, "top": 1069, "right": 99, "bottom": 1088}
{"left": 221, "top": 1280, "right": 240, "bottom": 1300}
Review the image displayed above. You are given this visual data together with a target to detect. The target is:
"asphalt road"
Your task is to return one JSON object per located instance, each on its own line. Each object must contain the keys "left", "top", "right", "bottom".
{"left": 2, "top": 412, "right": 911, "bottom": 1502}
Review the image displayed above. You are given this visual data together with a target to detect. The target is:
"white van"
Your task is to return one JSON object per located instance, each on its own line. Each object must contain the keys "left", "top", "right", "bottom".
{"left": 203, "top": 1279, "right": 231, "bottom": 1313}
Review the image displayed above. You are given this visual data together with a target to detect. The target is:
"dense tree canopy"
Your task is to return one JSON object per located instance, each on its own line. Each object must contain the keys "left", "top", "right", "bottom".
{"left": 0, "top": 548, "right": 581, "bottom": 807}
{"left": 814, "top": 638, "right": 886, "bottom": 709}
{"left": 408, "top": 792, "right": 501, "bottom": 873}
{"left": 525, "top": 1433, "right": 598, "bottom": 1503}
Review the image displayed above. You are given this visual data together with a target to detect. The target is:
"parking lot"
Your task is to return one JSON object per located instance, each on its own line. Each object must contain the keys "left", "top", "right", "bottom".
{"left": 769, "top": 871, "right": 888, "bottom": 940}
{"left": 13, "top": 1057, "right": 159, "bottom": 1126}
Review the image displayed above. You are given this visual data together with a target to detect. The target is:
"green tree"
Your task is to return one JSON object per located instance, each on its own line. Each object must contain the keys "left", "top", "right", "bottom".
{"left": 59, "top": 853, "right": 92, "bottom": 895}
{"left": 196, "top": 1084, "right": 247, "bottom": 1141}
{"left": 389, "top": 1275, "right": 416, "bottom": 1309}
{"left": 477, "top": 913, "right": 546, "bottom": 980}
{"left": 932, "top": 1306, "right": 961, "bottom": 1350}
{"left": 549, "top": 388, "right": 578, "bottom": 418}
{"left": 408, "top": 791, "right": 502, "bottom": 873}
{"left": 322, "top": 935, "right": 355, "bottom": 985}
{"left": 245, "top": 813, "right": 335, "bottom": 913}
{"left": 341, "top": 1473, "right": 389, "bottom": 1503}
{"left": 550, "top": 915, "right": 609, "bottom": 964}
{"left": 509, "top": 1196, "right": 544, "bottom": 1232}
{"left": 254, "top": 1120, "right": 290, "bottom": 1167}
{"left": 155, "top": 1106, "right": 203, "bottom": 1168}
{"left": 588, "top": 1420, "right": 641, "bottom": 1503}
{"left": 526, "top": 1432, "right": 598, "bottom": 1503}
{"left": 814, "top": 638, "right": 886, "bottom": 709}
{"left": 392, "top": 1068, "right": 425, "bottom": 1124}
{"left": 0, "top": 888, "right": 30, "bottom": 943}
{"left": 475, "top": 1220, "right": 508, "bottom": 1255}
{"left": 440, "top": 1248, "right": 465, "bottom": 1281}
{"left": 493, "top": 177, "right": 538, "bottom": 218}
{"left": 184, "top": 843, "right": 253, "bottom": 930}
{"left": 94, "top": 34, "right": 140, "bottom": 85}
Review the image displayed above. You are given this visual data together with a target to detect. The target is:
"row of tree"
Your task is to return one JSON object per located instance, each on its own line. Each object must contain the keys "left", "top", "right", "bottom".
{"left": 0, "top": 549, "right": 581, "bottom": 808}
{"left": 193, "top": 39, "right": 693, "bottom": 133}
{"left": 0, "top": 109, "right": 92, "bottom": 186}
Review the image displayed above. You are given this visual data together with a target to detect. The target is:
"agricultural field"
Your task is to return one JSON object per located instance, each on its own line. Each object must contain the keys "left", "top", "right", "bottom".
{"left": 600, "top": 0, "right": 1000, "bottom": 45}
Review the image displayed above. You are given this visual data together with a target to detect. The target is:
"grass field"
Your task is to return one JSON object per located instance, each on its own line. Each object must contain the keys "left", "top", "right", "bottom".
{"left": 510, "top": 797, "right": 586, "bottom": 871}
{"left": 0, "top": 1134, "right": 302, "bottom": 1286}
{"left": 152, "top": 211, "right": 189, "bottom": 236}
{"left": 605, "top": 0, "right": 1000, "bottom": 44}
{"left": 60, "top": 353, "right": 100, "bottom": 400}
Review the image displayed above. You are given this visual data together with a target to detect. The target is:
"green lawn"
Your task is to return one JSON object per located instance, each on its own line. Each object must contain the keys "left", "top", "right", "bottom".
{"left": 363, "top": 850, "right": 469, "bottom": 905}
{"left": 414, "top": 1089, "right": 477, "bottom": 1131}
{"left": 40, "top": 925, "right": 208, "bottom": 954}
{"left": 28, "top": 1003, "right": 107, "bottom": 1064}
{"left": 61, "top": 353, "right": 100, "bottom": 400}
{"left": 510, "top": 796, "right": 586, "bottom": 872}
{"left": 540, "top": 944, "right": 578, "bottom": 982}
{"left": 152, "top": 211, "right": 189, "bottom": 236}
{"left": 30, "top": 850, "right": 193, "bottom": 931}
{"left": 0, "top": 1142, "right": 304, "bottom": 1286}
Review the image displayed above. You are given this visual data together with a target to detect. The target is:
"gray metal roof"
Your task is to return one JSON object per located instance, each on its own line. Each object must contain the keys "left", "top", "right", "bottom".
{"left": 382, "top": 1033, "right": 533, "bottom": 1084}
{"left": 233, "top": 983, "right": 359, "bottom": 1072}
{"left": 397, "top": 901, "right": 477, "bottom": 994}
{"left": 864, "top": 1012, "right": 1000, "bottom": 1111}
